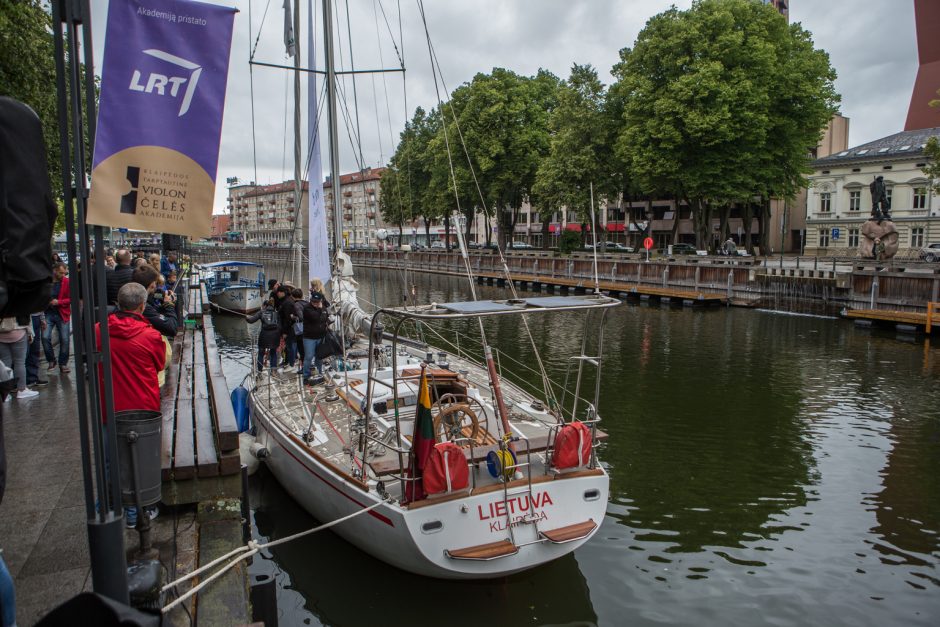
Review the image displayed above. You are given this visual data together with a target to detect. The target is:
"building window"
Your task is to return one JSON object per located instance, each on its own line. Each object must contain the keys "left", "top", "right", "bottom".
{"left": 913, "top": 187, "right": 927, "bottom": 210}
{"left": 885, "top": 187, "right": 892, "bottom": 207}
{"left": 849, "top": 191, "right": 860, "bottom": 212}
{"left": 820, "top": 192, "right": 831, "bottom": 213}
{"left": 911, "top": 227, "right": 925, "bottom": 248}
{"left": 848, "top": 228, "right": 859, "bottom": 248}
{"left": 819, "top": 228, "right": 830, "bottom": 248}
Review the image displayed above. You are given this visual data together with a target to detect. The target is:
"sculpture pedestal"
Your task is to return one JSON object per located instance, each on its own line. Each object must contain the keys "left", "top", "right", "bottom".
{"left": 859, "top": 219, "right": 899, "bottom": 260}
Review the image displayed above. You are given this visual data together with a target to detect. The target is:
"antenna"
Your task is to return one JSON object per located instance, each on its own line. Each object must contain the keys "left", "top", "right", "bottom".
{"left": 589, "top": 182, "right": 600, "bottom": 295}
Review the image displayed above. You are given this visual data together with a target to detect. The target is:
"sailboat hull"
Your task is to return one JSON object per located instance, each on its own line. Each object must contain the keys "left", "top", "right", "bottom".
{"left": 208, "top": 286, "right": 262, "bottom": 314}
{"left": 251, "top": 394, "right": 609, "bottom": 579}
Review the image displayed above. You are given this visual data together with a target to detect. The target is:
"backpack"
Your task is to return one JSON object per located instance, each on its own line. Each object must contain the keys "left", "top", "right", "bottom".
{"left": 0, "top": 98, "right": 55, "bottom": 318}
{"left": 260, "top": 307, "right": 278, "bottom": 329}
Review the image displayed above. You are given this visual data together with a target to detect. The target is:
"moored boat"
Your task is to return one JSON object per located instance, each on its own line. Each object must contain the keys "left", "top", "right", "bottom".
{"left": 247, "top": 287, "right": 618, "bottom": 578}
{"left": 202, "top": 261, "right": 264, "bottom": 314}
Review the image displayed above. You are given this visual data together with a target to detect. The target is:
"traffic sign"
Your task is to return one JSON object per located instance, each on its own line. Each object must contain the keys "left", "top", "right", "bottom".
{"left": 643, "top": 237, "right": 654, "bottom": 250}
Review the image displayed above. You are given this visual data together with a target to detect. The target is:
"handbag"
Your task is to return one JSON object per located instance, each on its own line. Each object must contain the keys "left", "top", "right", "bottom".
{"left": 315, "top": 330, "right": 342, "bottom": 359}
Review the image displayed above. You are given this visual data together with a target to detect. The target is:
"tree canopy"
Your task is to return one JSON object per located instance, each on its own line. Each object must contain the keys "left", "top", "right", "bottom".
{"left": 611, "top": 0, "right": 838, "bottom": 248}
{"left": 382, "top": 0, "right": 840, "bottom": 252}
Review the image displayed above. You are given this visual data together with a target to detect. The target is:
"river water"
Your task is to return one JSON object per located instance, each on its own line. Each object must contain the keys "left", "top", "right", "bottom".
{"left": 210, "top": 270, "right": 940, "bottom": 627}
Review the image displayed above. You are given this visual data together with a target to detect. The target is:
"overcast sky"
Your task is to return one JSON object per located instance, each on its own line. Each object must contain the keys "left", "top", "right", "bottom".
{"left": 89, "top": 1, "right": 920, "bottom": 213}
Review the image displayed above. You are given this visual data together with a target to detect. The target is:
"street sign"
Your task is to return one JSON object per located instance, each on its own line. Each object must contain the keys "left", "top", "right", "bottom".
{"left": 643, "top": 237, "right": 654, "bottom": 250}
{"left": 832, "top": 228, "right": 840, "bottom": 240}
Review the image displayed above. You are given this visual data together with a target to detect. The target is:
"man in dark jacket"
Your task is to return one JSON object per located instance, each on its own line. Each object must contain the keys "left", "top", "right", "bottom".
{"left": 301, "top": 292, "right": 330, "bottom": 380}
{"left": 105, "top": 248, "right": 134, "bottom": 305}
{"left": 277, "top": 286, "right": 297, "bottom": 370}
{"left": 132, "top": 265, "right": 178, "bottom": 338}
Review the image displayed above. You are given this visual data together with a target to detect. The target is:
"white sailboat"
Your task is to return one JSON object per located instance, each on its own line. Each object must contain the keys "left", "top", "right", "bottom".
{"left": 244, "top": 0, "right": 619, "bottom": 579}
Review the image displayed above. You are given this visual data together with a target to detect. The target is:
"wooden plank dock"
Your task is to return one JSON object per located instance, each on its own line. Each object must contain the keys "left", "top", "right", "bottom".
{"left": 844, "top": 302, "right": 940, "bottom": 334}
{"left": 160, "top": 279, "right": 242, "bottom": 505}
{"left": 479, "top": 273, "right": 727, "bottom": 305}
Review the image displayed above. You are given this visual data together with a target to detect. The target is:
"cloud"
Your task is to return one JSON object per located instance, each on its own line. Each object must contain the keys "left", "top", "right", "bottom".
{"left": 90, "top": 0, "right": 918, "bottom": 215}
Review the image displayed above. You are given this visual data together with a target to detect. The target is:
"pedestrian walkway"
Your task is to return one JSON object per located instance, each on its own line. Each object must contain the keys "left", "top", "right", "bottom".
{"left": 0, "top": 366, "right": 90, "bottom": 625}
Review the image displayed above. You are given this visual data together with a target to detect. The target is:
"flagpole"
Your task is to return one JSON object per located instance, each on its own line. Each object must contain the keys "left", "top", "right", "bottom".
{"left": 292, "top": 0, "right": 303, "bottom": 288}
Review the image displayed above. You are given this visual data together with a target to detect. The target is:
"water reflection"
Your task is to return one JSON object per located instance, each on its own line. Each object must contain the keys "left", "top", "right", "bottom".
{"left": 209, "top": 267, "right": 940, "bottom": 626}
{"left": 249, "top": 466, "right": 598, "bottom": 627}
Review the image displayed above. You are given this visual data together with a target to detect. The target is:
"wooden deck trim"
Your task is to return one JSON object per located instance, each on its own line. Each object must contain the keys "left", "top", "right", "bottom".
{"left": 445, "top": 539, "right": 518, "bottom": 561}
{"left": 539, "top": 519, "right": 597, "bottom": 544}
{"left": 404, "top": 489, "right": 470, "bottom": 510}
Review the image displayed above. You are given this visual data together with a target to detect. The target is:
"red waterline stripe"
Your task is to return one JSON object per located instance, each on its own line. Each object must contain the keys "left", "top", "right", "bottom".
{"left": 275, "top": 429, "right": 394, "bottom": 527}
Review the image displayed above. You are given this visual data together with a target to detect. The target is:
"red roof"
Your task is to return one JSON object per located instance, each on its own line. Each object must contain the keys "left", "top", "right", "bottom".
{"left": 323, "top": 167, "right": 386, "bottom": 189}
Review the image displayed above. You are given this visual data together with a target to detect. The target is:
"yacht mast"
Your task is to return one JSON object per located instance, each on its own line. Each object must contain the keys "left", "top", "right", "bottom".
{"left": 292, "top": 0, "right": 303, "bottom": 287}
{"left": 322, "top": 0, "right": 344, "bottom": 260}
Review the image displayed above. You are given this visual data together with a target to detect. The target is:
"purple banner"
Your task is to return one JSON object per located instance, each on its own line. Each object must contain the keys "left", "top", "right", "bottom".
{"left": 87, "top": 0, "right": 235, "bottom": 238}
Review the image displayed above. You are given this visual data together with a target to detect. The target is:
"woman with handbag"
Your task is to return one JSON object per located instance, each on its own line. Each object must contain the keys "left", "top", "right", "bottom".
{"left": 301, "top": 292, "right": 331, "bottom": 383}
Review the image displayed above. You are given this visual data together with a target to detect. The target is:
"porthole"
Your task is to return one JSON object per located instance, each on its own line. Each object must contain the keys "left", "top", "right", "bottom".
{"left": 421, "top": 520, "right": 443, "bottom": 534}
{"left": 583, "top": 489, "right": 601, "bottom": 501}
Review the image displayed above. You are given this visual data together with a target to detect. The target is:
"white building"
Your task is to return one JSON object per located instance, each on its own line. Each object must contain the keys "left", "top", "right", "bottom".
{"left": 805, "top": 127, "right": 939, "bottom": 256}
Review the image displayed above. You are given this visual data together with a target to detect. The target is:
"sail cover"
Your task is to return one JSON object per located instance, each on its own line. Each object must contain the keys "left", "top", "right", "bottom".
{"left": 306, "top": 0, "right": 331, "bottom": 285}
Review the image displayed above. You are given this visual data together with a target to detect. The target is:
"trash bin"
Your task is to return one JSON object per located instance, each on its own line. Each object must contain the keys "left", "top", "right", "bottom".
{"left": 114, "top": 410, "right": 162, "bottom": 507}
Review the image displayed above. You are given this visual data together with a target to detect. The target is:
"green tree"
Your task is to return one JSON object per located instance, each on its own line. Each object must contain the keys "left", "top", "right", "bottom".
{"left": 533, "top": 64, "right": 613, "bottom": 248}
{"left": 924, "top": 137, "right": 940, "bottom": 195}
{"left": 432, "top": 68, "right": 559, "bottom": 249}
{"left": 612, "top": 0, "right": 838, "bottom": 250}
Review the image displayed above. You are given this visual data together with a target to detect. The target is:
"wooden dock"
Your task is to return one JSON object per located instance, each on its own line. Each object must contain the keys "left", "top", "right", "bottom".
{"left": 844, "top": 302, "right": 940, "bottom": 334}
{"left": 160, "top": 280, "right": 242, "bottom": 505}
{"left": 489, "top": 274, "right": 727, "bottom": 305}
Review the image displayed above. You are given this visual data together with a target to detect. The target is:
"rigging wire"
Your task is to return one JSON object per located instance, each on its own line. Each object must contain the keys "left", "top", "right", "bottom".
{"left": 248, "top": 0, "right": 259, "bottom": 184}
{"left": 415, "top": 0, "right": 561, "bottom": 414}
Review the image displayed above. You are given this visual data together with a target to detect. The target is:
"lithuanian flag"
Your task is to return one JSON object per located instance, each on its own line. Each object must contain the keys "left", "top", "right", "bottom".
{"left": 406, "top": 367, "right": 434, "bottom": 502}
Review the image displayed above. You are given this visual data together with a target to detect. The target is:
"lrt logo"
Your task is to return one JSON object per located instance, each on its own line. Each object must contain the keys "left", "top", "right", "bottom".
{"left": 128, "top": 49, "right": 202, "bottom": 117}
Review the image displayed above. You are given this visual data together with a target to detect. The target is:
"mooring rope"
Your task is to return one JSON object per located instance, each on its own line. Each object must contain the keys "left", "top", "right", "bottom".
{"left": 161, "top": 498, "right": 387, "bottom": 614}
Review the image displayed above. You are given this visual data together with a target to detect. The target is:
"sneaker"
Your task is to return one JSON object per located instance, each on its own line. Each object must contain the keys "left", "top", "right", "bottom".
{"left": 31, "top": 380, "right": 49, "bottom": 387}
{"left": 60, "top": 365, "right": 71, "bottom": 374}
{"left": 47, "top": 362, "right": 57, "bottom": 371}
{"left": 17, "top": 389, "right": 39, "bottom": 399}
{"left": 125, "top": 505, "right": 159, "bottom": 529}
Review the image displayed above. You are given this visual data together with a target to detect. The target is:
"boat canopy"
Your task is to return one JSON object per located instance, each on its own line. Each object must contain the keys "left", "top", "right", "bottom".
{"left": 201, "top": 261, "right": 263, "bottom": 268}
{"left": 382, "top": 294, "right": 620, "bottom": 320}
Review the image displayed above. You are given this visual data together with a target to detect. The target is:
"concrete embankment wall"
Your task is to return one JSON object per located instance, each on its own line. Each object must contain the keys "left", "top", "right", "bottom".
{"left": 188, "top": 246, "right": 940, "bottom": 315}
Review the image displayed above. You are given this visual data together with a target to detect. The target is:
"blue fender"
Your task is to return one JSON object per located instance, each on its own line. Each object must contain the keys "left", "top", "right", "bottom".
{"left": 231, "top": 385, "right": 251, "bottom": 433}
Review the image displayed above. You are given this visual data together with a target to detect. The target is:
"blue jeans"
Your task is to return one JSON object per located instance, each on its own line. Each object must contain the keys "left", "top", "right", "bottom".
{"left": 41, "top": 311, "right": 70, "bottom": 366}
{"left": 0, "top": 553, "right": 14, "bottom": 627}
{"left": 302, "top": 338, "right": 322, "bottom": 378}
{"left": 283, "top": 331, "right": 297, "bottom": 367}
{"left": 26, "top": 315, "right": 42, "bottom": 384}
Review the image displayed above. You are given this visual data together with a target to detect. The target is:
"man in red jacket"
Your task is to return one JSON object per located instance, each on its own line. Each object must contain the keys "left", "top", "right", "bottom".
{"left": 42, "top": 261, "right": 71, "bottom": 374}
{"left": 96, "top": 282, "right": 167, "bottom": 526}
{"left": 96, "top": 282, "right": 166, "bottom": 414}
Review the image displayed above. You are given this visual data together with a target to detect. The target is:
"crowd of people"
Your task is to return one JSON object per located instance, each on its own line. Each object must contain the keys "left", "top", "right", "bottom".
{"left": 247, "top": 277, "right": 333, "bottom": 386}
{"left": 0, "top": 248, "right": 182, "bottom": 405}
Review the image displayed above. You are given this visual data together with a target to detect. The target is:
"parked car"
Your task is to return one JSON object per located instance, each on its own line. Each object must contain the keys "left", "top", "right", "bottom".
{"left": 430, "top": 241, "right": 446, "bottom": 250}
{"left": 920, "top": 243, "right": 940, "bottom": 262}
{"left": 510, "top": 241, "right": 535, "bottom": 249}
{"left": 585, "top": 242, "right": 634, "bottom": 253}
{"left": 668, "top": 243, "right": 699, "bottom": 255}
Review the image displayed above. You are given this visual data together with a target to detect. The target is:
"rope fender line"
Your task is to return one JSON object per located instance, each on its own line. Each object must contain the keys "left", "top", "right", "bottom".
{"left": 161, "top": 498, "right": 388, "bottom": 614}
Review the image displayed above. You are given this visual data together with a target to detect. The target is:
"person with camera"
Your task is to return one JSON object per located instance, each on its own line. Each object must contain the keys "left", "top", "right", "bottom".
{"left": 131, "top": 265, "right": 178, "bottom": 338}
